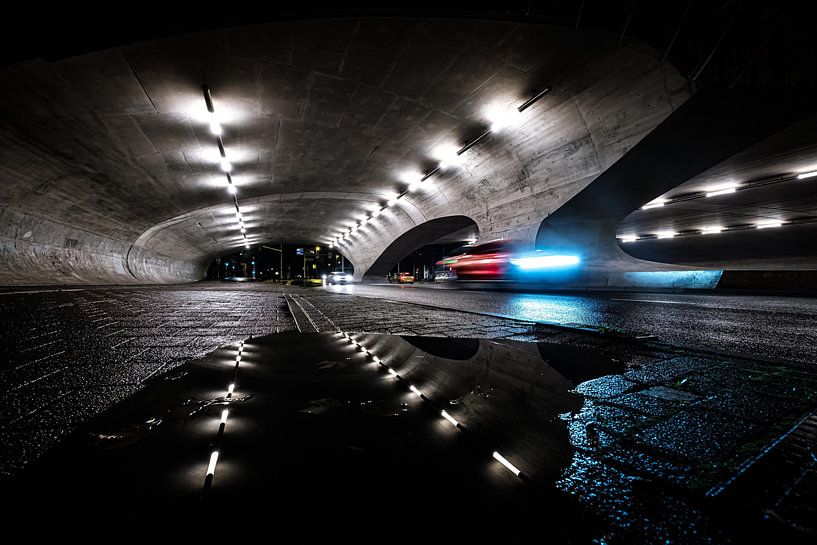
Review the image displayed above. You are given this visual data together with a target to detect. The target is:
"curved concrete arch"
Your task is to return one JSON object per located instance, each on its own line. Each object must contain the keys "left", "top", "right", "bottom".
{"left": 0, "top": 16, "right": 691, "bottom": 286}
{"left": 534, "top": 86, "right": 817, "bottom": 282}
{"left": 337, "top": 41, "right": 693, "bottom": 280}
{"left": 361, "top": 215, "right": 479, "bottom": 281}
{"left": 126, "top": 191, "right": 390, "bottom": 281}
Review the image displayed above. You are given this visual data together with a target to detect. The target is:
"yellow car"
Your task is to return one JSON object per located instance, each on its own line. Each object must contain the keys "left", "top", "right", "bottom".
{"left": 389, "top": 272, "right": 415, "bottom": 283}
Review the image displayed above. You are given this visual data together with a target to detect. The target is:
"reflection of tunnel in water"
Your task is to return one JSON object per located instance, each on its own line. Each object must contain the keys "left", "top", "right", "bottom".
{"left": 537, "top": 342, "right": 626, "bottom": 385}
{"left": 4, "top": 331, "right": 741, "bottom": 542}
{"left": 400, "top": 336, "right": 480, "bottom": 360}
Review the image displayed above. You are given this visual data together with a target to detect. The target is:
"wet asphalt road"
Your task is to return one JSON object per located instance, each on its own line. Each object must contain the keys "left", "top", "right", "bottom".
{"left": 326, "top": 283, "right": 817, "bottom": 365}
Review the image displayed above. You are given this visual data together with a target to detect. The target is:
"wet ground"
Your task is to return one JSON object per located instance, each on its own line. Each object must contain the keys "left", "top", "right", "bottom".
{"left": 326, "top": 282, "right": 817, "bottom": 365}
{"left": 0, "top": 283, "right": 548, "bottom": 479}
{"left": 1, "top": 281, "right": 815, "bottom": 542}
{"left": 0, "top": 284, "right": 295, "bottom": 478}
{"left": 3, "top": 331, "right": 815, "bottom": 543}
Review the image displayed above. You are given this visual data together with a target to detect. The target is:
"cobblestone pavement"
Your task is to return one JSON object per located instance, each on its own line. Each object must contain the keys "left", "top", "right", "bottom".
{"left": 285, "top": 290, "right": 546, "bottom": 338}
{"left": 0, "top": 283, "right": 295, "bottom": 478}
{"left": 288, "top": 287, "right": 817, "bottom": 539}
{"left": 1, "top": 282, "right": 816, "bottom": 540}
{"left": 0, "top": 282, "right": 556, "bottom": 479}
{"left": 326, "top": 282, "right": 817, "bottom": 365}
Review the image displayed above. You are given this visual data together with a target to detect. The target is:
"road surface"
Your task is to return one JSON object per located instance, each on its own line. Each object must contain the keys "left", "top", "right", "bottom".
{"left": 326, "top": 282, "right": 817, "bottom": 365}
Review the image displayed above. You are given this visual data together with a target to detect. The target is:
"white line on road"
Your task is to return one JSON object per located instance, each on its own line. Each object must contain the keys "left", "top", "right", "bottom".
{"left": 609, "top": 298, "right": 735, "bottom": 310}
{"left": 0, "top": 288, "right": 84, "bottom": 296}
{"left": 609, "top": 298, "right": 689, "bottom": 305}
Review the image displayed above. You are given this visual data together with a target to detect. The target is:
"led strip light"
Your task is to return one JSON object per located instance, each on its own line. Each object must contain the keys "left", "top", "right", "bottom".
{"left": 617, "top": 216, "right": 814, "bottom": 243}
{"left": 202, "top": 85, "right": 252, "bottom": 250}
{"left": 639, "top": 169, "right": 817, "bottom": 211}
{"left": 327, "top": 87, "right": 552, "bottom": 249}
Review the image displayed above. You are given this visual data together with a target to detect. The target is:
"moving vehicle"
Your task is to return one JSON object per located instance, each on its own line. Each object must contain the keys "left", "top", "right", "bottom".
{"left": 437, "top": 240, "right": 581, "bottom": 281}
{"left": 388, "top": 272, "right": 415, "bottom": 283}
{"left": 433, "top": 265, "right": 457, "bottom": 282}
{"left": 444, "top": 240, "right": 529, "bottom": 280}
{"left": 325, "top": 271, "right": 353, "bottom": 284}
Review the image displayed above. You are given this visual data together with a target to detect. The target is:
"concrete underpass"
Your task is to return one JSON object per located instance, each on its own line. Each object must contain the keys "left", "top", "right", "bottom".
{"left": 1, "top": 4, "right": 816, "bottom": 543}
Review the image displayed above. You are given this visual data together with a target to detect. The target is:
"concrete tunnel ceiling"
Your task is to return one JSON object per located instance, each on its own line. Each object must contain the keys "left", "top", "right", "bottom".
{"left": 0, "top": 15, "right": 696, "bottom": 285}
{"left": 615, "top": 111, "right": 817, "bottom": 269}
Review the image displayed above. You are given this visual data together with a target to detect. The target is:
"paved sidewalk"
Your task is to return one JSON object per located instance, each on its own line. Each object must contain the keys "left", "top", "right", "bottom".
{"left": 0, "top": 284, "right": 295, "bottom": 478}
{"left": 1, "top": 282, "right": 815, "bottom": 540}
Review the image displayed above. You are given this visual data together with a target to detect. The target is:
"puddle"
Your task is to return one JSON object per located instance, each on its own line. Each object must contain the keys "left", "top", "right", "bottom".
{"left": 185, "top": 394, "right": 253, "bottom": 418}
{"left": 315, "top": 359, "right": 347, "bottom": 371}
{"left": 86, "top": 394, "right": 253, "bottom": 449}
{"left": 298, "top": 397, "right": 346, "bottom": 415}
{"left": 89, "top": 417, "right": 162, "bottom": 449}
{"left": 14, "top": 331, "right": 815, "bottom": 543}
{"left": 360, "top": 399, "right": 408, "bottom": 417}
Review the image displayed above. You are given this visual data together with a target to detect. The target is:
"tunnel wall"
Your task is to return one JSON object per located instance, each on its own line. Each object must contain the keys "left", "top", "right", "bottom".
{"left": 0, "top": 207, "right": 205, "bottom": 285}
{"left": 0, "top": 113, "right": 207, "bottom": 285}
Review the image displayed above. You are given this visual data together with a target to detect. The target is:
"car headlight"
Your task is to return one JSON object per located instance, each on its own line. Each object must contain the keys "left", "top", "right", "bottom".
{"left": 344, "top": 274, "right": 353, "bottom": 281}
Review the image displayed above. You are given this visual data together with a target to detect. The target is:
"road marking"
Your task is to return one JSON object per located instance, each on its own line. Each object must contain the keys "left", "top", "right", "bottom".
{"left": 610, "top": 298, "right": 738, "bottom": 311}
{"left": 610, "top": 298, "right": 689, "bottom": 305}
{"left": 0, "top": 288, "right": 84, "bottom": 296}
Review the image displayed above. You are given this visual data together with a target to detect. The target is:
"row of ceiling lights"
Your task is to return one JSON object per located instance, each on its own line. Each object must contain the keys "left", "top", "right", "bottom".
{"left": 621, "top": 167, "right": 817, "bottom": 242}
{"left": 328, "top": 87, "right": 553, "bottom": 249}
{"left": 202, "top": 85, "right": 251, "bottom": 249}
{"left": 640, "top": 169, "right": 817, "bottom": 210}
{"left": 618, "top": 218, "right": 793, "bottom": 242}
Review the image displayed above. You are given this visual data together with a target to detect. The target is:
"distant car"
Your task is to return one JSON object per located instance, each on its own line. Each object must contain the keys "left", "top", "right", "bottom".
{"left": 433, "top": 270, "right": 457, "bottom": 282}
{"left": 433, "top": 257, "right": 460, "bottom": 282}
{"left": 389, "top": 272, "right": 415, "bottom": 284}
{"left": 325, "top": 271, "right": 353, "bottom": 284}
{"left": 223, "top": 276, "right": 254, "bottom": 282}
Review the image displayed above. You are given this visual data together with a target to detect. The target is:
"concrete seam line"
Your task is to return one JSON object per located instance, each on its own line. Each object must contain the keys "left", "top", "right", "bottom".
{"left": 293, "top": 293, "right": 341, "bottom": 332}
{"left": 283, "top": 294, "right": 305, "bottom": 333}
{"left": 123, "top": 243, "right": 139, "bottom": 281}
{"left": 293, "top": 295, "right": 322, "bottom": 332}
{"left": 284, "top": 293, "right": 319, "bottom": 333}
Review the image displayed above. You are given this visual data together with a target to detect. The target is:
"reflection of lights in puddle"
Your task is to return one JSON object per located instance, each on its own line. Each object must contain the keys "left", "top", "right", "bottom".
{"left": 343, "top": 331, "right": 527, "bottom": 482}
{"left": 360, "top": 399, "right": 408, "bottom": 417}
{"left": 204, "top": 339, "right": 247, "bottom": 492}
{"left": 493, "top": 451, "right": 521, "bottom": 477}
{"left": 441, "top": 410, "right": 459, "bottom": 427}
{"left": 187, "top": 394, "right": 252, "bottom": 418}
{"left": 206, "top": 451, "right": 219, "bottom": 477}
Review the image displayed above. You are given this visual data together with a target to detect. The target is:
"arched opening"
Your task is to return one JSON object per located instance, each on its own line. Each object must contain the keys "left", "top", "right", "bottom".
{"left": 363, "top": 216, "right": 479, "bottom": 281}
